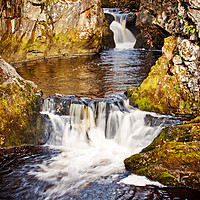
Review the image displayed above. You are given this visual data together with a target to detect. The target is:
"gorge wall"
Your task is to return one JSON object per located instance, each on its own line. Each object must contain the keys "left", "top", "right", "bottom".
{"left": 127, "top": 0, "right": 200, "bottom": 116}
{"left": 0, "top": 0, "right": 108, "bottom": 62}
{"left": 134, "top": 0, "right": 200, "bottom": 50}
{"left": 125, "top": 0, "right": 200, "bottom": 189}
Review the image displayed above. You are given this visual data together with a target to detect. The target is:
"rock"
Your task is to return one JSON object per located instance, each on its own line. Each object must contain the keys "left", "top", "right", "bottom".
{"left": 0, "top": 0, "right": 108, "bottom": 62}
{"left": 124, "top": 119, "right": 200, "bottom": 189}
{"left": 0, "top": 58, "right": 45, "bottom": 147}
{"left": 135, "top": 0, "right": 200, "bottom": 49}
{"left": 178, "top": 38, "right": 200, "bottom": 61}
{"left": 126, "top": 36, "right": 200, "bottom": 115}
{"left": 125, "top": 0, "right": 200, "bottom": 191}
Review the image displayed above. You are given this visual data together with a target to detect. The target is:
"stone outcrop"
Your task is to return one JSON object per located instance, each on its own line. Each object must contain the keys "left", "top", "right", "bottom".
{"left": 126, "top": 35, "right": 200, "bottom": 115}
{"left": 125, "top": 0, "right": 200, "bottom": 189}
{"left": 0, "top": 0, "right": 107, "bottom": 62}
{"left": 124, "top": 117, "right": 200, "bottom": 189}
{"left": 0, "top": 57, "right": 45, "bottom": 147}
{"left": 127, "top": 0, "right": 200, "bottom": 116}
{"left": 134, "top": 0, "right": 200, "bottom": 49}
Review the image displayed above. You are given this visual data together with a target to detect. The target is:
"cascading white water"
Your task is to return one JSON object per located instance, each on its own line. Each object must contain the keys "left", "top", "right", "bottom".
{"left": 104, "top": 8, "right": 136, "bottom": 48}
{"left": 30, "top": 97, "right": 164, "bottom": 198}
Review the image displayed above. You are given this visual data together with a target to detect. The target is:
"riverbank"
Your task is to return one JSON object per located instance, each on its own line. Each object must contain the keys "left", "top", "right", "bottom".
{"left": 124, "top": 0, "right": 200, "bottom": 189}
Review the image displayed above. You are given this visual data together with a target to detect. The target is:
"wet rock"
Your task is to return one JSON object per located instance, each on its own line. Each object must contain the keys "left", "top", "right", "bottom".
{"left": 0, "top": 58, "right": 44, "bottom": 147}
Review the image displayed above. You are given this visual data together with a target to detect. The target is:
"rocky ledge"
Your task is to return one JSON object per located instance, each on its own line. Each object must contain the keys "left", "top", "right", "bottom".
{"left": 0, "top": 0, "right": 111, "bottom": 62}
{"left": 124, "top": 117, "right": 200, "bottom": 189}
{"left": 0, "top": 58, "right": 45, "bottom": 147}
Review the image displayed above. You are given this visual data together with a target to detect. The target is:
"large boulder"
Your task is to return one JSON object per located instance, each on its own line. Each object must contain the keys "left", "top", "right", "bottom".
{"left": 124, "top": 117, "right": 200, "bottom": 189}
{"left": 0, "top": 0, "right": 107, "bottom": 62}
{"left": 0, "top": 58, "right": 45, "bottom": 147}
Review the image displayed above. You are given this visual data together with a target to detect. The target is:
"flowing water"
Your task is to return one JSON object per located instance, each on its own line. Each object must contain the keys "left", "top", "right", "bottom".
{"left": 1, "top": 11, "right": 200, "bottom": 200}
{"left": 104, "top": 8, "right": 136, "bottom": 48}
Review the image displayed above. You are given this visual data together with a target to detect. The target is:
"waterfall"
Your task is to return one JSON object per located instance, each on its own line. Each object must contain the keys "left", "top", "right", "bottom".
{"left": 30, "top": 95, "right": 166, "bottom": 198}
{"left": 104, "top": 8, "right": 136, "bottom": 48}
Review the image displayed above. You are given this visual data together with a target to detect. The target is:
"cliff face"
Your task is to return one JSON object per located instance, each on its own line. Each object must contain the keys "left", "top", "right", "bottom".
{"left": 127, "top": 0, "right": 200, "bottom": 115}
{"left": 134, "top": 0, "right": 200, "bottom": 49}
{"left": 0, "top": 0, "right": 106, "bottom": 62}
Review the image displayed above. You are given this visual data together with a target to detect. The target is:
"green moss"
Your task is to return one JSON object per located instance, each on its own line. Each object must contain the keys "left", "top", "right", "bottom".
{"left": 125, "top": 141, "right": 200, "bottom": 188}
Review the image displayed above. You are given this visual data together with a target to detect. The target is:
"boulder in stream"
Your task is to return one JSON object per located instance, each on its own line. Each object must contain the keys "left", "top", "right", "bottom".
{"left": 0, "top": 58, "right": 46, "bottom": 148}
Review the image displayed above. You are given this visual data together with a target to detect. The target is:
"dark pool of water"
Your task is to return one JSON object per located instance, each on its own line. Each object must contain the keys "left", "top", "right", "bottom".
{"left": 13, "top": 49, "right": 161, "bottom": 98}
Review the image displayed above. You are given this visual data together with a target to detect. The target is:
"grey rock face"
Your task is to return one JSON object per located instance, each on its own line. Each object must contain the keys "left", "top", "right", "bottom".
{"left": 0, "top": 0, "right": 106, "bottom": 62}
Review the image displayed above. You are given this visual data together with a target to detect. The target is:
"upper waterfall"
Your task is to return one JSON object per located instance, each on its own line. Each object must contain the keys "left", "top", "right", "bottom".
{"left": 104, "top": 8, "right": 136, "bottom": 49}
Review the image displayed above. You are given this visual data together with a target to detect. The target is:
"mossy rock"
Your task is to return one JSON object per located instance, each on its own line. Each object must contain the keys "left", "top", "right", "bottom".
{"left": 126, "top": 36, "right": 200, "bottom": 115}
{"left": 0, "top": 59, "right": 45, "bottom": 147}
{"left": 142, "top": 121, "right": 200, "bottom": 153}
{"left": 124, "top": 120, "right": 200, "bottom": 189}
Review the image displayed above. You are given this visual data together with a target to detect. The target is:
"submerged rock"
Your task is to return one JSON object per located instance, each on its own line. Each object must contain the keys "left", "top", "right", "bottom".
{"left": 0, "top": 0, "right": 108, "bottom": 62}
{"left": 0, "top": 58, "right": 46, "bottom": 147}
{"left": 124, "top": 118, "right": 200, "bottom": 189}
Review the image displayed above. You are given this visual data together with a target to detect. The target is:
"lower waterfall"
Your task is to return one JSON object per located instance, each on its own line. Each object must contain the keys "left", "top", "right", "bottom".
{"left": 29, "top": 95, "right": 169, "bottom": 198}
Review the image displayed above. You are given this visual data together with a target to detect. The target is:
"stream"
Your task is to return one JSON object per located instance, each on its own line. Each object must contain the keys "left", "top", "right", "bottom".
{"left": 1, "top": 48, "right": 199, "bottom": 199}
{"left": 1, "top": 9, "right": 200, "bottom": 199}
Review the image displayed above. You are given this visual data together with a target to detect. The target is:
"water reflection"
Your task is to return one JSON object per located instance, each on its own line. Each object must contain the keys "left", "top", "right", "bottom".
{"left": 14, "top": 49, "right": 161, "bottom": 97}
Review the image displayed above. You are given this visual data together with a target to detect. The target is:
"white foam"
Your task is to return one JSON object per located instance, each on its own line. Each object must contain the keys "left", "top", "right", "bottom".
{"left": 30, "top": 98, "right": 163, "bottom": 198}
{"left": 119, "top": 174, "right": 164, "bottom": 187}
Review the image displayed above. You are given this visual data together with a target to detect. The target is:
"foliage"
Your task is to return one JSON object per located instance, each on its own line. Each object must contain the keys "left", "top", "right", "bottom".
{"left": 184, "top": 22, "right": 196, "bottom": 35}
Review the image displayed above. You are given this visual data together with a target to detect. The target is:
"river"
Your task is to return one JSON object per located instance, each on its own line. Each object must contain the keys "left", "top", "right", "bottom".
{"left": 1, "top": 47, "right": 199, "bottom": 199}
